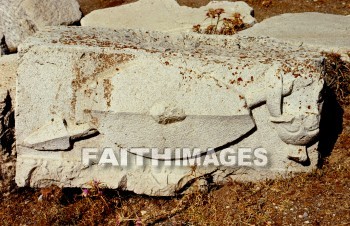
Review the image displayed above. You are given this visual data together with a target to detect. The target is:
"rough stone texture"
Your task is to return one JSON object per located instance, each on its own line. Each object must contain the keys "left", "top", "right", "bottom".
{"left": 0, "top": 54, "right": 16, "bottom": 105}
{"left": 240, "top": 13, "right": 350, "bottom": 54}
{"left": 0, "top": 54, "right": 17, "bottom": 195}
{"left": 16, "top": 27, "right": 324, "bottom": 196}
{"left": 81, "top": 0, "right": 256, "bottom": 33}
{"left": 0, "top": 0, "right": 82, "bottom": 52}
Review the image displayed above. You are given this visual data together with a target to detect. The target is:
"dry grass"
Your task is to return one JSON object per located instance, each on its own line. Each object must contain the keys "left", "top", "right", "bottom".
{"left": 77, "top": 0, "right": 137, "bottom": 16}
{"left": 192, "top": 9, "right": 250, "bottom": 35}
{"left": 323, "top": 52, "right": 350, "bottom": 105}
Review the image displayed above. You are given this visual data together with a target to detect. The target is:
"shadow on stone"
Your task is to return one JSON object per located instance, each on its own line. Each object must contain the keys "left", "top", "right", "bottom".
{"left": 211, "top": 126, "right": 257, "bottom": 154}
{"left": 0, "top": 91, "right": 16, "bottom": 195}
{"left": 317, "top": 86, "right": 343, "bottom": 167}
{"left": 0, "top": 91, "right": 15, "bottom": 156}
{"left": 0, "top": 36, "right": 10, "bottom": 55}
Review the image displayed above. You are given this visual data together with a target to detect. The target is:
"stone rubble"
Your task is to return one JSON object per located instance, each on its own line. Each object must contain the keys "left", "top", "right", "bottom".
{"left": 0, "top": 0, "right": 82, "bottom": 52}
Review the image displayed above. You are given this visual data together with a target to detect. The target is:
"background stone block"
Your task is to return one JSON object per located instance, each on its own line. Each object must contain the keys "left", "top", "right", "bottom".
{"left": 0, "top": 0, "right": 82, "bottom": 52}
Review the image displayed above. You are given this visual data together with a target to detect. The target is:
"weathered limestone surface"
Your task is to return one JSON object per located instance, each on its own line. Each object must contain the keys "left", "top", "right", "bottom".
{"left": 0, "top": 54, "right": 17, "bottom": 195}
{"left": 16, "top": 27, "right": 324, "bottom": 196}
{"left": 81, "top": 0, "right": 256, "bottom": 33}
{"left": 240, "top": 13, "right": 350, "bottom": 54}
{"left": 0, "top": 54, "right": 16, "bottom": 104}
{"left": 0, "top": 0, "right": 82, "bottom": 52}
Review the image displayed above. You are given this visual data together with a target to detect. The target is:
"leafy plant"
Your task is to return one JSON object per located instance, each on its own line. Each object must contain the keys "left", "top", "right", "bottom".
{"left": 193, "top": 8, "right": 250, "bottom": 35}
{"left": 80, "top": 178, "right": 110, "bottom": 211}
{"left": 81, "top": 179, "right": 105, "bottom": 198}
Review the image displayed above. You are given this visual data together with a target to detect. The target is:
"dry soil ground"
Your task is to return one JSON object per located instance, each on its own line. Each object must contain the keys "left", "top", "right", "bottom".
{"left": 0, "top": 0, "right": 349, "bottom": 225}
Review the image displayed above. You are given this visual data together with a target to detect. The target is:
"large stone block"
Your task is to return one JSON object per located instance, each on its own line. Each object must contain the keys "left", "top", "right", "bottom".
{"left": 0, "top": 0, "right": 82, "bottom": 52}
{"left": 240, "top": 13, "right": 350, "bottom": 54}
{"left": 81, "top": 0, "right": 256, "bottom": 33}
{"left": 16, "top": 27, "right": 324, "bottom": 196}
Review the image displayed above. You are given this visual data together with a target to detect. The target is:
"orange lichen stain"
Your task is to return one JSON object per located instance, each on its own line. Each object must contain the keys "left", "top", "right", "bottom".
{"left": 71, "top": 53, "right": 133, "bottom": 114}
{"left": 84, "top": 109, "right": 99, "bottom": 126}
{"left": 103, "top": 79, "right": 113, "bottom": 108}
{"left": 237, "top": 77, "right": 243, "bottom": 85}
{"left": 84, "top": 89, "right": 93, "bottom": 97}
{"left": 293, "top": 73, "right": 301, "bottom": 78}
